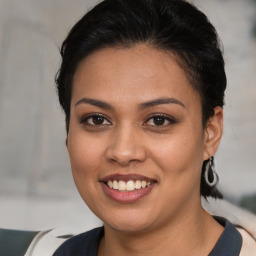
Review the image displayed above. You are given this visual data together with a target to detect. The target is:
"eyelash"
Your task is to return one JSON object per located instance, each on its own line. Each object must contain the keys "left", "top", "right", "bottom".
{"left": 144, "top": 114, "right": 177, "bottom": 127}
{"left": 80, "top": 113, "right": 111, "bottom": 126}
{"left": 80, "top": 113, "right": 176, "bottom": 127}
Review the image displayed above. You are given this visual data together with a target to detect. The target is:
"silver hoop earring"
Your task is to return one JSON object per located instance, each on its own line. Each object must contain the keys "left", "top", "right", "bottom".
{"left": 204, "top": 156, "right": 218, "bottom": 187}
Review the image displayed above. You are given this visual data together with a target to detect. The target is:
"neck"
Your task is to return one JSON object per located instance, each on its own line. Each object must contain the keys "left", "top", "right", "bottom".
{"left": 98, "top": 204, "right": 224, "bottom": 256}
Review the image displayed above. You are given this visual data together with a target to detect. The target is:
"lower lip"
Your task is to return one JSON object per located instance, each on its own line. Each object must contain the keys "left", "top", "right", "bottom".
{"left": 101, "top": 182, "right": 156, "bottom": 203}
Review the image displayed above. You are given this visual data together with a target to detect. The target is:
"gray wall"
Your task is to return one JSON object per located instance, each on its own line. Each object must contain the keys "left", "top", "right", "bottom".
{"left": 0, "top": 0, "right": 255, "bottom": 229}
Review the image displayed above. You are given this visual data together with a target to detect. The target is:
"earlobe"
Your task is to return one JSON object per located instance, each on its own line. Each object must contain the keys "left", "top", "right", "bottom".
{"left": 203, "top": 106, "right": 223, "bottom": 160}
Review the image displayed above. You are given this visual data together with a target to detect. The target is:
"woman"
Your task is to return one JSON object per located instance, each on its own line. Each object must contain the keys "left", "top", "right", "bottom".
{"left": 53, "top": 0, "right": 255, "bottom": 255}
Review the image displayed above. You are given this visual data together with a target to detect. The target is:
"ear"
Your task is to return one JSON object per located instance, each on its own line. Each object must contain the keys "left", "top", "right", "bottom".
{"left": 203, "top": 106, "right": 223, "bottom": 160}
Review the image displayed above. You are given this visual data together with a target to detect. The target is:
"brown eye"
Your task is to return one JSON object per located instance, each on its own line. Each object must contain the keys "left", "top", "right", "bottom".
{"left": 81, "top": 114, "right": 111, "bottom": 126}
{"left": 152, "top": 116, "right": 166, "bottom": 126}
{"left": 145, "top": 115, "right": 176, "bottom": 127}
{"left": 91, "top": 116, "right": 105, "bottom": 125}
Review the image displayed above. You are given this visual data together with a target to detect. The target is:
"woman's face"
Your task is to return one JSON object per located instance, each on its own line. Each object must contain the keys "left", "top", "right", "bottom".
{"left": 67, "top": 45, "right": 215, "bottom": 232}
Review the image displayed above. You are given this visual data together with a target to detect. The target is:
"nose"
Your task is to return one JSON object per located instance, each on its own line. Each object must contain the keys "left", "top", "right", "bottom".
{"left": 105, "top": 125, "right": 147, "bottom": 166}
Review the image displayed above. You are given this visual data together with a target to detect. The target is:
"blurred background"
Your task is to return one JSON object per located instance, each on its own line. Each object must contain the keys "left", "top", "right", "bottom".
{"left": 0, "top": 0, "right": 255, "bottom": 231}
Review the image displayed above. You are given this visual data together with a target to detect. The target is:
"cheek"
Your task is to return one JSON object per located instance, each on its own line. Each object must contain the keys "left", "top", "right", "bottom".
{"left": 147, "top": 126, "right": 205, "bottom": 197}
{"left": 151, "top": 133, "right": 204, "bottom": 171}
{"left": 150, "top": 133, "right": 204, "bottom": 210}
{"left": 67, "top": 132, "right": 106, "bottom": 207}
{"left": 67, "top": 131, "right": 106, "bottom": 179}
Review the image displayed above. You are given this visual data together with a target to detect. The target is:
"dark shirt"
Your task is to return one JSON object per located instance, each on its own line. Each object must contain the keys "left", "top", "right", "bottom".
{"left": 53, "top": 217, "right": 242, "bottom": 256}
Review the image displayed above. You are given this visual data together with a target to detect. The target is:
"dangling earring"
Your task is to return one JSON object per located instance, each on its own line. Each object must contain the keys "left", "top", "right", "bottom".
{"left": 204, "top": 156, "right": 218, "bottom": 187}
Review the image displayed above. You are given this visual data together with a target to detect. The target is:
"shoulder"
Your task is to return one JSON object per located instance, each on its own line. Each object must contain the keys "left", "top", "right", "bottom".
{"left": 209, "top": 217, "right": 242, "bottom": 255}
{"left": 203, "top": 198, "right": 256, "bottom": 237}
{"left": 236, "top": 228, "right": 256, "bottom": 256}
{"left": 0, "top": 228, "right": 40, "bottom": 256}
{"left": 203, "top": 198, "right": 256, "bottom": 256}
{"left": 0, "top": 226, "right": 103, "bottom": 256}
{"left": 53, "top": 227, "right": 104, "bottom": 256}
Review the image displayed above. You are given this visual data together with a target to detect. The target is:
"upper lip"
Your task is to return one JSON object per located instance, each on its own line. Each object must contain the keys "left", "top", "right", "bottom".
{"left": 99, "top": 173, "right": 157, "bottom": 183}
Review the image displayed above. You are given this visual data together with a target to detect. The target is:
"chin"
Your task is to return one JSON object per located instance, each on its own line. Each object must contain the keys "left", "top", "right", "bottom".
{"left": 106, "top": 219, "right": 152, "bottom": 233}
{"left": 99, "top": 209, "right": 156, "bottom": 233}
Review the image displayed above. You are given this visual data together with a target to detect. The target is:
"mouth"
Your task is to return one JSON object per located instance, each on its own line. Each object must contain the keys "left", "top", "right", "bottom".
{"left": 106, "top": 179, "right": 152, "bottom": 192}
{"left": 100, "top": 174, "right": 157, "bottom": 203}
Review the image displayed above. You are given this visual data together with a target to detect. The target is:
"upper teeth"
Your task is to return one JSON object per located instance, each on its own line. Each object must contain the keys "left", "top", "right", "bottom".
{"left": 107, "top": 180, "right": 151, "bottom": 191}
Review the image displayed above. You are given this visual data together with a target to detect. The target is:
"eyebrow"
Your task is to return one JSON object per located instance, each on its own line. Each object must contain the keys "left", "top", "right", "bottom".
{"left": 138, "top": 97, "right": 186, "bottom": 110}
{"left": 75, "top": 98, "right": 114, "bottom": 110}
{"left": 75, "top": 97, "right": 186, "bottom": 110}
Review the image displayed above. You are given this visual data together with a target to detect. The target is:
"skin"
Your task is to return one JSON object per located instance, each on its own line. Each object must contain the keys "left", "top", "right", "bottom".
{"left": 67, "top": 44, "right": 224, "bottom": 256}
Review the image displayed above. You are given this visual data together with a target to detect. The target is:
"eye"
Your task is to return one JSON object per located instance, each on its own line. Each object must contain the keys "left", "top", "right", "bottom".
{"left": 144, "top": 114, "right": 176, "bottom": 126}
{"left": 81, "top": 114, "right": 111, "bottom": 126}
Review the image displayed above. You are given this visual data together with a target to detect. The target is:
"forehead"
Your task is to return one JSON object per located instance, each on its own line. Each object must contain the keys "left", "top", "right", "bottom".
{"left": 72, "top": 45, "right": 200, "bottom": 108}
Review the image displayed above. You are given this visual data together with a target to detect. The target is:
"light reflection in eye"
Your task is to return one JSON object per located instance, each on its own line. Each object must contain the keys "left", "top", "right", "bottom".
{"left": 81, "top": 114, "right": 111, "bottom": 126}
{"left": 145, "top": 115, "right": 176, "bottom": 126}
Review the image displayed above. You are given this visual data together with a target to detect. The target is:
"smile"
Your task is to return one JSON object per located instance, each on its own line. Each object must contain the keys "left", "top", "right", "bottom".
{"left": 106, "top": 180, "right": 152, "bottom": 192}
{"left": 100, "top": 174, "right": 156, "bottom": 203}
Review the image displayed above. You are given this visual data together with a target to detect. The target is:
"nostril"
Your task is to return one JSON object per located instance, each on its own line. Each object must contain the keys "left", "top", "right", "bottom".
{"left": 105, "top": 144, "right": 147, "bottom": 165}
